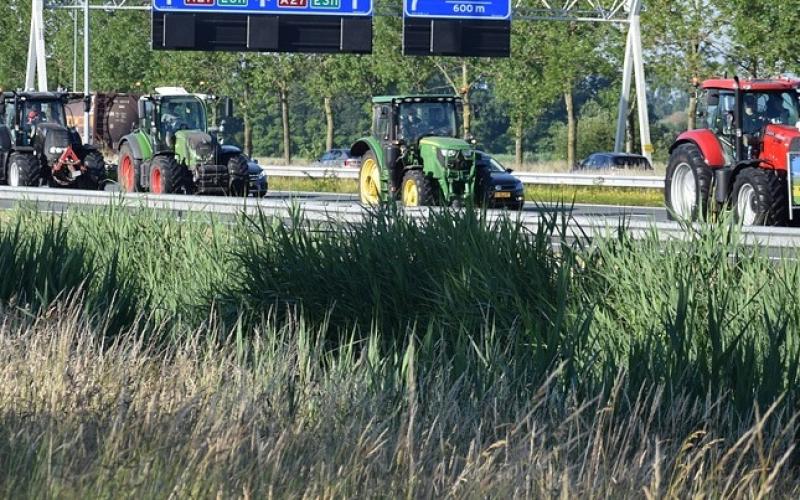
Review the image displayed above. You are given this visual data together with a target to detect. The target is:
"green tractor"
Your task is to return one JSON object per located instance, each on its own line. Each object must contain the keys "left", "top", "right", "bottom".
{"left": 351, "top": 95, "right": 477, "bottom": 207}
{"left": 116, "top": 87, "right": 248, "bottom": 195}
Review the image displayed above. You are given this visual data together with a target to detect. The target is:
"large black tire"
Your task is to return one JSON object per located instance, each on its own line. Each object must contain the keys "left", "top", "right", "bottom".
{"left": 359, "top": 150, "right": 382, "bottom": 205}
{"left": 78, "top": 150, "right": 106, "bottom": 190}
{"left": 732, "top": 167, "right": 788, "bottom": 226}
{"left": 401, "top": 170, "right": 438, "bottom": 207}
{"left": 6, "top": 153, "right": 40, "bottom": 187}
{"left": 149, "top": 155, "right": 186, "bottom": 195}
{"left": 664, "top": 143, "right": 714, "bottom": 221}
{"left": 118, "top": 143, "right": 142, "bottom": 193}
{"left": 227, "top": 154, "right": 249, "bottom": 197}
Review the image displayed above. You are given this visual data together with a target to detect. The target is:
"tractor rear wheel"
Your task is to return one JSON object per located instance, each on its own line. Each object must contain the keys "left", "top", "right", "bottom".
{"left": 732, "top": 167, "right": 787, "bottom": 226}
{"left": 665, "top": 143, "right": 713, "bottom": 221}
{"left": 359, "top": 151, "right": 382, "bottom": 205}
{"left": 7, "top": 153, "right": 40, "bottom": 187}
{"left": 118, "top": 143, "right": 142, "bottom": 193}
{"left": 79, "top": 150, "right": 106, "bottom": 190}
{"left": 401, "top": 170, "right": 437, "bottom": 207}
{"left": 227, "top": 154, "right": 249, "bottom": 197}
{"left": 149, "top": 155, "right": 186, "bottom": 195}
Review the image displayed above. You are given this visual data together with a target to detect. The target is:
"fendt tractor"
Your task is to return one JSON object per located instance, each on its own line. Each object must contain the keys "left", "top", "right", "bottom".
{"left": 117, "top": 87, "right": 249, "bottom": 195}
{"left": 352, "top": 95, "right": 479, "bottom": 207}
{"left": 666, "top": 77, "right": 800, "bottom": 226}
{"left": 0, "top": 91, "right": 105, "bottom": 189}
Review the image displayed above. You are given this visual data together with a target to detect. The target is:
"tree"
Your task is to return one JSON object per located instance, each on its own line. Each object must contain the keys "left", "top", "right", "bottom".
{"left": 254, "top": 54, "right": 310, "bottom": 164}
{"left": 0, "top": 0, "right": 31, "bottom": 89}
{"left": 537, "top": 21, "right": 612, "bottom": 167}
{"left": 643, "top": 0, "right": 723, "bottom": 129}
{"left": 493, "top": 23, "right": 559, "bottom": 168}
{"left": 307, "top": 55, "right": 372, "bottom": 151}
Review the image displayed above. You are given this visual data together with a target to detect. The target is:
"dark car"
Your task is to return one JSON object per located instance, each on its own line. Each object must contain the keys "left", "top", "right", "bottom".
{"left": 475, "top": 151, "right": 525, "bottom": 210}
{"left": 311, "top": 148, "right": 359, "bottom": 168}
{"left": 574, "top": 152, "right": 652, "bottom": 171}
{"left": 247, "top": 159, "right": 268, "bottom": 197}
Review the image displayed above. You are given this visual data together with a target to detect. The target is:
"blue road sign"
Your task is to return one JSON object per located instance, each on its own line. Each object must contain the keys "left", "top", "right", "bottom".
{"left": 404, "top": 0, "right": 510, "bottom": 20}
{"left": 152, "top": 0, "right": 372, "bottom": 17}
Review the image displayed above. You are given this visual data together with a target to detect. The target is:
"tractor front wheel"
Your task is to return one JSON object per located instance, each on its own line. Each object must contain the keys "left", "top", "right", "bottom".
{"left": 227, "top": 154, "right": 249, "bottom": 197}
{"left": 664, "top": 143, "right": 713, "bottom": 221}
{"left": 359, "top": 151, "right": 382, "bottom": 205}
{"left": 7, "top": 153, "right": 40, "bottom": 187}
{"left": 149, "top": 156, "right": 186, "bottom": 195}
{"left": 732, "top": 167, "right": 787, "bottom": 226}
{"left": 401, "top": 170, "right": 437, "bottom": 207}
{"left": 118, "top": 143, "right": 142, "bottom": 193}
{"left": 79, "top": 150, "right": 106, "bottom": 190}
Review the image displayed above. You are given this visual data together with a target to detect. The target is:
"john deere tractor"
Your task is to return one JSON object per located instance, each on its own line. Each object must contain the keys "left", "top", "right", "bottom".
{"left": 0, "top": 91, "right": 105, "bottom": 188}
{"left": 351, "top": 95, "right": 477, "bottom": 207}
{"left": 116, "top": 87, "right": 248, "bottom": 195}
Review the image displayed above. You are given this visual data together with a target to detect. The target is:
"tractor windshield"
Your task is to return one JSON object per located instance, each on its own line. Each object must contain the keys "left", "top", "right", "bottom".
{"left": 398, "top": 101, "right": 458, "bottom": 143}
{"left": 22, "top": 99, "right": 65, "bottom": 128}
{"left": 741, "top": 91, "right": 800, "bottom": 134}
{"left": 159, "top": 96, "right": 206, "bottom": 136}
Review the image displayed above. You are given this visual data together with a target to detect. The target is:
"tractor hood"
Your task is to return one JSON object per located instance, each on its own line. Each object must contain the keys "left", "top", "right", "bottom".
{"left": 176, "top": 130, "right": 217, "bottom": 166}
{"left": 419, "top": 137, "right": 472, "bottom": 150}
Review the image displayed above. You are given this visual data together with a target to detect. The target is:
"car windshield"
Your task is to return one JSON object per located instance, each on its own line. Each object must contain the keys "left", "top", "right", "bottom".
{"left": 480, "top": 155, "right": 506, "bottom": 172}
{"left": 398, "top": 101, "right": 458, "bottom": 143}
{"left": 22, "top": 99, "right": 65, "bottom": 127}
{"left": 159, "top": 97, "right": 206, "bottom": 134}
{"left": 742, "top": 91, "right": 800, "bottom": 133}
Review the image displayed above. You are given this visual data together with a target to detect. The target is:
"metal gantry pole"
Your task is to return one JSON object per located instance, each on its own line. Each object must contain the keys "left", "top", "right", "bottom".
{"left": 613, "top": 0, "right": 651, "bottom": 161}
{"left": 25, "top": 0, "right": 48, "bottom": 91}
{"left": 83, "top": 0, "right": 91, "bottom": 144}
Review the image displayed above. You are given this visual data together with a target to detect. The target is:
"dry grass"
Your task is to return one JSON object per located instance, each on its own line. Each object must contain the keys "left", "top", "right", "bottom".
{"left": 0, "top": 298, "right": 797, "bottom": 498}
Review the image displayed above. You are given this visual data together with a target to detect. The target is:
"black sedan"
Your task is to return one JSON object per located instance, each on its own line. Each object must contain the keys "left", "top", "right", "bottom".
{"left": 574, "top": 152, "right": 652, "bottom": 171}
{"left": 247, "top": 160, "right": 268, "bottom": 197}
{"left": 474, "top": 152, "right": 524, "bottom": 210}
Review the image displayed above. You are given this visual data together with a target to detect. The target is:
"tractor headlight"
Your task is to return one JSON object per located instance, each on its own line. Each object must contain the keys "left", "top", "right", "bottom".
{"left": 440, "top": 149, "right": 457, "bottom": 158}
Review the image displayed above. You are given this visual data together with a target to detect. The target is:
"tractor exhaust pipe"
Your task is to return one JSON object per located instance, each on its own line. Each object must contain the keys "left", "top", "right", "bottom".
{"left": 734, "top": 76, "right": 744, "bottom": 163}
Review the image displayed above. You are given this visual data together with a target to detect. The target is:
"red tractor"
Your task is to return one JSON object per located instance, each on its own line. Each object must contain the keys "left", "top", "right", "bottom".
{"left": 665, "top": 77, "right": 800, "bottom": 225}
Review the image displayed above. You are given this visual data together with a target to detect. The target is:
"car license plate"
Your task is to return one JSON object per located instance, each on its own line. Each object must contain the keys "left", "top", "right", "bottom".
{"left": 494, "top": 191, "right": 511, "bottom": 199}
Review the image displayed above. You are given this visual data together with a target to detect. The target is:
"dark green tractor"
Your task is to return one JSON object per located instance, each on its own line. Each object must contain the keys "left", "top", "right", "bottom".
{"left": 116, "top": 87, "right": 248, "bottom": 195}
{"left": 351, "top": 95, "right": 477, "bottom": 207}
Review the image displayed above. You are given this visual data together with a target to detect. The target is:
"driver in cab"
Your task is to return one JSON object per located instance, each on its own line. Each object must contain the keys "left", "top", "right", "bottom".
{"left": 161, "top": 102, "right": 191, "bottom": 135}
{"left": 400, "top": 108, "right": 422, "bottom": 141}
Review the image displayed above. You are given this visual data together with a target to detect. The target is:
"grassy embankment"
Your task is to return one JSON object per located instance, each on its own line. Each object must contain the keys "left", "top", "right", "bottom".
{"left": 0, "top": 204, "right": 797, "bottom": 497}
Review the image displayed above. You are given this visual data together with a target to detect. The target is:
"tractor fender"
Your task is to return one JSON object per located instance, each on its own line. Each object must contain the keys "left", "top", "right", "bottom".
{"left": 0, "top": 127, "right": 11, "bottom": 152}
{"left": 350, "top": 137, "right": 386, "bottom": 169}
{"left": 670, "top": 130, "right": 726, "bottom": 168}
{"left": 118, "top": 134, "right": 144, "bottom": 160}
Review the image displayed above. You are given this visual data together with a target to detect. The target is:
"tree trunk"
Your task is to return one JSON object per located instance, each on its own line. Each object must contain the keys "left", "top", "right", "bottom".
{"left": 324, "top": 96, "right": 334, "bottom": 152}
{"left": 565, "top": 88, "right": 576, "bottom": 168}
{"left": 280, "top": 87, "right": 291, "bottom": 165}
{"left": 244, "top": 113, "right": 253, "bottom": 157}
{"left": 243, "top": 87, "right": 252, "bottom": 157}
{"left": 687, "top": 94, "right": 698, "bottom": 130}
{"left": 514, "top": 119, "right": 524, "bottom": 169}
{"left": 461, "top": 61, "right": 471, "bottom": 136}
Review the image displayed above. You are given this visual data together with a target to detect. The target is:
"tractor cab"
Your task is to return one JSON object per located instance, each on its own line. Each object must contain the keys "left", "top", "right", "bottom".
{"left": 697, "top": 81, "right": 800, "bottom": 163}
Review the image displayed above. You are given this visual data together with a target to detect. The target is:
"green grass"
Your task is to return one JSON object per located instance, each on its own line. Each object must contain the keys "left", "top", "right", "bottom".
{"left": 0, "top": 205, "right": 797, "bottom": 496}
{"left": 268, "top": 176, "right": 665, "bottom": 207}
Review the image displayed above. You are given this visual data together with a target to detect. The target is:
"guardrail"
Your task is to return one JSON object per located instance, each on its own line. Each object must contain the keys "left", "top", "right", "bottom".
{"left": 261, "top": 165, "right": 664, "bottom": 189}
{"left": 0, "top": 186, "right": 798, "bottom": 251}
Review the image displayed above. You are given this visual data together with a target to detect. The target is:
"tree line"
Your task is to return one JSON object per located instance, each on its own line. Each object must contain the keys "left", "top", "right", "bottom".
{"left": 0, "top": 0, "right": 797, "bottom": 166}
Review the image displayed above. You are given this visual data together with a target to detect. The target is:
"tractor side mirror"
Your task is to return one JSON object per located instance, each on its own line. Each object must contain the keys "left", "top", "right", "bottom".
{"left": 223, "top": 97, "right": 234, "bottom": 118}
{"left": 165, "top": 131, "right": 175, "bottom": 148}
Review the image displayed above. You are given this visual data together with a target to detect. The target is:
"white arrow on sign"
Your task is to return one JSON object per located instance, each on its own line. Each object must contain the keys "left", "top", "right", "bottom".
{"left": 411, "top": 0, "right": 419, "bottom": 10}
